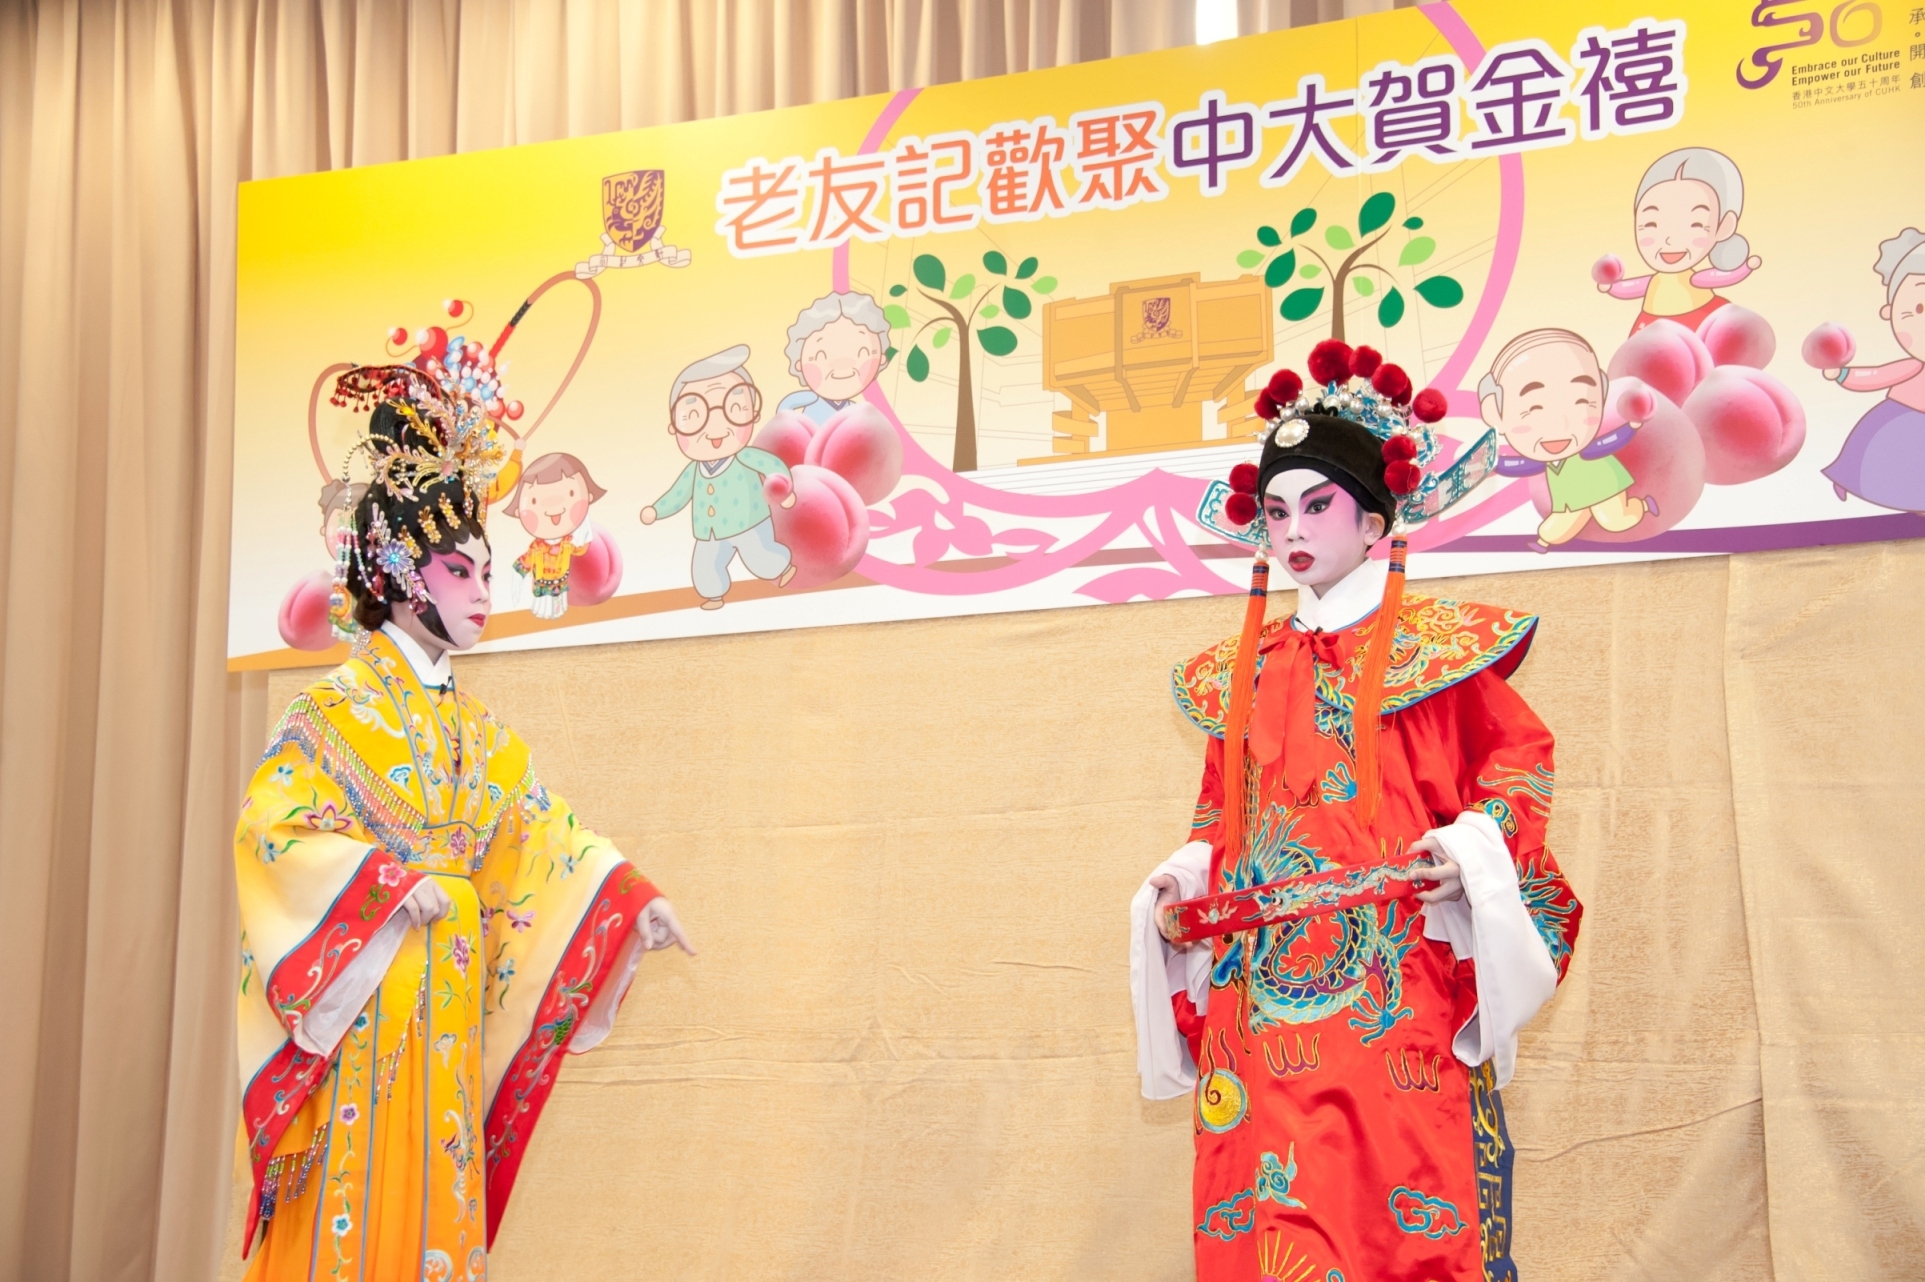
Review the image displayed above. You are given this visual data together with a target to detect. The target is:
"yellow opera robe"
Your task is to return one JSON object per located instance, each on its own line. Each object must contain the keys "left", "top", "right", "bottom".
{"left": 233, "top": 627, "right": 660, "bottom": 1278}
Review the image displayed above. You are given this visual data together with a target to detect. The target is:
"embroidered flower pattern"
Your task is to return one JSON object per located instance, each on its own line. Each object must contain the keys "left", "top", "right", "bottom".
{"left": 376, "top": 862, "right": 406, "bottom": 887}
{"left": 448, "top": 933, "right": 471, "bottom": 976}
{"left": 505, "top": 907, "right": 535, "bottom": 932}
{"left": 330, "top": 1211, "right": 352, "bottom": 1237}
{"left": 338, "top": 1103, "right": 360, "bottom": 1126}
{"left": 302, "top": 800, "right": 351, "bottom": 832}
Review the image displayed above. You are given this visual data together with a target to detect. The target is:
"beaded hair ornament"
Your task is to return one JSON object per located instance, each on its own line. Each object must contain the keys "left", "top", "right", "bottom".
{"left": 331, "top": 359, "right": 509, "bottom": 607}
{"left": 1199, "top": 340, "right": 1499, "bottom": 854}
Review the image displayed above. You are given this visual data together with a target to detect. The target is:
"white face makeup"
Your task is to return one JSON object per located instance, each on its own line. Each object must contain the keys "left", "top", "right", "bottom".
{"left": 417, "top": 533, "right": 493, "bottom": 651}
{"left": 1262, "top": 467, "right": 1381, "bottom": 596}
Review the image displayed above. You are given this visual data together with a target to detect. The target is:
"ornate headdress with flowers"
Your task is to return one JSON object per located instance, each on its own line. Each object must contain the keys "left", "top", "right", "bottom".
{"left": 1201, "top": 340, "right": 1498, "bottom": 855}
{"left": 332, "top": 312, "right": 517, "bottom": 610}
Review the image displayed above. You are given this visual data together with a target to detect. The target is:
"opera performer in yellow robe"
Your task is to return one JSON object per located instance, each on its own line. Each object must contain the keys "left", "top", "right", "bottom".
{"left": 233, "top": 364, "right": 693, "bottom": 1279}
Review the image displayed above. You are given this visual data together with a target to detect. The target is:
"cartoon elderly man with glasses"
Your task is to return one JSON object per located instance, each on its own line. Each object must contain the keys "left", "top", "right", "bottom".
{"left": 641, "top": 345, "right": 797, "bottom": 608}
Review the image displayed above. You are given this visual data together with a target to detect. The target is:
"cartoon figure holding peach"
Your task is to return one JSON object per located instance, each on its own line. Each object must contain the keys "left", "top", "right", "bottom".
{"left": 1808, "top": 229, "right": 1925, "bottom": 512}
{"left": 1594, "top": 148, "right": 1769, "bottom": 351}
{"left": 1481, "top": 329, "right": 1659, "bottom": 550}
{"left": 505, "top": 452, "right": 609, "bottom": 618}
{"left": 642, "top": 345, "right": 800, "bottom": 609}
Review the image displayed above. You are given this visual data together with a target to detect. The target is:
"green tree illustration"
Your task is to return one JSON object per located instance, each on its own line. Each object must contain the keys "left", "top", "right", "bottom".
{"left": 1236, "top": 191, "right": 1463, "bottom": 345}
{"left": 885, "top": 249, "right": 1057, "bottom": 473}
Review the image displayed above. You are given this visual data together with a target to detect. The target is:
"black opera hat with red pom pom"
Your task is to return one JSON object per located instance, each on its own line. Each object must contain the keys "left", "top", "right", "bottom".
{"left": 1232, "top": 339, "right": 1458, "bottom": 532}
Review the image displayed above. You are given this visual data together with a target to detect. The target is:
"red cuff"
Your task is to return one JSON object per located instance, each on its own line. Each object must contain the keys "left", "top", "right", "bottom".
{"left": 264, "top": 849, "right": 423, "bottom": 1044}
{"left": 483, "top": 862, "right": 660, "bottom": 1246}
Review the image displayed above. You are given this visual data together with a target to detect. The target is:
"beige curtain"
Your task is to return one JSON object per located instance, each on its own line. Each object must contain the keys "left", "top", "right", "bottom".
{"left": 3, "top": 2, "right": 1919, "bottom": 1280}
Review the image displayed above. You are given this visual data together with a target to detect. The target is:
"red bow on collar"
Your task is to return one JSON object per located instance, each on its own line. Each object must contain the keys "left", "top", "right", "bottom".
{"left": 1248, "top": 627, "right": 1348, "bottom": 801}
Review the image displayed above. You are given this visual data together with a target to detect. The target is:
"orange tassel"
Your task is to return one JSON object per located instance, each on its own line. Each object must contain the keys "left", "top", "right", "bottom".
{"left": 1221, "top": 557, "right": 1270, "bottom": 865}
{"left": 1352, "top": 535, "right": 1407, "bottom": 829}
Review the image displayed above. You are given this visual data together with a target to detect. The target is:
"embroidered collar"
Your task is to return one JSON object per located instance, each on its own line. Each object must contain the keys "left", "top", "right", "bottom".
{"left": 380, "top": 620, "right": 454, "bottom": 690}
{"left": 1292, "top": 555, "right": 1389, "bottom": 634}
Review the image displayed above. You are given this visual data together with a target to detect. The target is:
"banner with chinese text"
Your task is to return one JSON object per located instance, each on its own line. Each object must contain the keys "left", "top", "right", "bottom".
{"left": 228, "top": 0, "right": 1925, "bottom": 669}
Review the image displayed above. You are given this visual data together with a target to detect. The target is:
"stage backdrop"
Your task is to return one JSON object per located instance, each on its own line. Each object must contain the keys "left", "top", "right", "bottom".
{"left": 229, "top": 0, "right": 1925, "bottom": 670}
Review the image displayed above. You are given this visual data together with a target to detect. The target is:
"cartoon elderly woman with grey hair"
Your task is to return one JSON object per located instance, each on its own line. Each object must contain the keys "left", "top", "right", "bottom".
{"left": 1593, "top": 147, "right": 1765, "bottom": 335}
{"left": 776, "top": 291, "right": 892, "bottom": 424}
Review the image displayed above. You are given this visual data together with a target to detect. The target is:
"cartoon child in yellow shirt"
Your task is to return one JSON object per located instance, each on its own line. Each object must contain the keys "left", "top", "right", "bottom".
{"left": 505, "top": 452, "right": 607, "bottom": 619}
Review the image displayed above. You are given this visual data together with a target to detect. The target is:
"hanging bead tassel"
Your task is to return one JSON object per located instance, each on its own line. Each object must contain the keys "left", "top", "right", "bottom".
{"left": 1352, "top": 535, "right": 1408, "bottom": 830}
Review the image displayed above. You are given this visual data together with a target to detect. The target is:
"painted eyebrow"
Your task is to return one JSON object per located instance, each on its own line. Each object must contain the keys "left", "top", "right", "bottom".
{"left": 1518, "top": 381, "right": 1545, "bottom": 395}
{"left": 1269, "top": 481, "right": 1339, "bottom": 506}
{"left": 1638, "top": 202, "right": 1661, "bottom": 213}
{"left": 445, "top": 547, "right": 491, "bottom": 574}
{"left": 1571, "top": 375, "right": 1598, "bottom": 386}
{"left": 1691, "top": 204, "right": 1711, "bottom": 212}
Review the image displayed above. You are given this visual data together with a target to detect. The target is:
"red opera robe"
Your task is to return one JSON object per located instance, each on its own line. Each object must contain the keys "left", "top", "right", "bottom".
{"left": 1132, "top": 558, "right": 1582, "bottom": 1282}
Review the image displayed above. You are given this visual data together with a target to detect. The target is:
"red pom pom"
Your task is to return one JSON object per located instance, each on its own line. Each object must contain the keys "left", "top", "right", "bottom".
{"left": 1254, "top": 391, "right": 1279, "bottom": 421}
{"left": 415, "top": 326, "right": 448, "bottom": 358}
{"left": 1308, "top": 340, "right": 1354, "bottom": 387}
{"left": 1381, "top": 434, "right": 1418, "bottom": 463}
{"left": 387, "top": 326, "right": 410, "bottom": 348}
{"left": 1224, "top": 491, "right": 1258, "bottom": 527}
{"left": 1385, "top": 460, "right": 1423, "bottom": 495}
{"left": 1410, "top": 387, "right": 1448, "bottom": 422}
{"left": 1265, "top": 368, "right": 1303, "bottom": 403}
{"left": 1371, "top": 363, "right": 1413, "bottom": 405}
{"left": 1229, "top": 462, "right": 1259, "bottom": 495}
{"left": 1349, "top": 345, "right": 1383, "bottom": 379}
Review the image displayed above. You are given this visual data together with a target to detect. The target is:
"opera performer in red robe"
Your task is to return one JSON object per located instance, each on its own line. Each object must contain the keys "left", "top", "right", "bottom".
{"left": 1130, "top": 341, "right": 1583, "bottom": 1281}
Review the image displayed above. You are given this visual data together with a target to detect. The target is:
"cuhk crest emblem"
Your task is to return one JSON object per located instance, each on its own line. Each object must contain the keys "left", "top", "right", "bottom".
{"left": 1142, "top": 296, "right": 1172, "bottom": 335}
{"left": 577, "top": 169, "right": 692, "bottom": 278}
{"left": 602, "top": 170, "right": 665, "bottom": 253}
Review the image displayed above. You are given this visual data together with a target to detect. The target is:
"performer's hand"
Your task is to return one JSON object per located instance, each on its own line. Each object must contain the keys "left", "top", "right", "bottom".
{"left": 1149, "top": 873, "right": 1193, "bottom": 950}
{"left": 640, "top": 505, "right": 657, "bottom": 526}
{"left": 400, "top": 878, "right": 454, "bottom": 928}
{"left": 1405, "top": 833, "right": 1465, "bottom": 904}
{"left": 640, "top": 897, "right": 696, "bottom": 955}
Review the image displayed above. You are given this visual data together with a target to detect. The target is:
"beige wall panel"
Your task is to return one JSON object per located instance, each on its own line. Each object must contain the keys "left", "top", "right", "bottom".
{"left": 1727, "top": 541, "right": 1925, "bottom": 1280}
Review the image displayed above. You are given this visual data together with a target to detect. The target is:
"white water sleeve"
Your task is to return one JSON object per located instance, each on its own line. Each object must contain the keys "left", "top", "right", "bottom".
{"left": 569, "top": 928, "right": 645, "bottom": 1054}
{"left": 1418, "top": 809, "right": 1558, "bottom": 1088}
{"left": 1131, "top": 840, "right": 1214, "bottom": 1100}
{"left": 293, "top": 901, "right": 414, "bottom": 1057}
